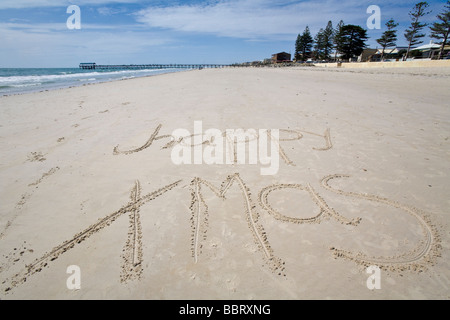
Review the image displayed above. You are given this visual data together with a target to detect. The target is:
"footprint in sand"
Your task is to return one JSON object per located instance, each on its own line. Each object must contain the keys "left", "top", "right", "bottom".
{"left": 27, "top": 152, "right": 46, "bottom": 162}
{"left": 0, "top": 241, "right": 34, "bottom": 274}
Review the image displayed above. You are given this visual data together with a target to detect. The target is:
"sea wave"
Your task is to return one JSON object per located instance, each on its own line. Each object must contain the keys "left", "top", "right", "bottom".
{"left": 10, "top": 83, "right": 43, "bottom": 88}
{"left": 0, "top": 68, "right": 182, "bottom": 95}
{"left": 0, "top": 69, "right": 169, "bottom": 84}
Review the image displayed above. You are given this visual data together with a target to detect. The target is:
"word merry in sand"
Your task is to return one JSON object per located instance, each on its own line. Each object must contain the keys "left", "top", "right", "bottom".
{"left": 113, "top": 122, "right": 333, "bottom": 175}
{"left": 2, "top": 173, "right": 441, "bottom": 293}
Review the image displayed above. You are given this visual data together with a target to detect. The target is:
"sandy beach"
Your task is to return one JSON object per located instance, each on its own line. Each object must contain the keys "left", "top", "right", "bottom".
{"left": 0, "top": 66, "right": 449, "bottom": 299}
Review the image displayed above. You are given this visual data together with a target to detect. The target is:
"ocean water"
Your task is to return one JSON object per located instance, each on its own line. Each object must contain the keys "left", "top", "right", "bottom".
{"left": 0, "top": 67, "right": 185, "bottom": 96}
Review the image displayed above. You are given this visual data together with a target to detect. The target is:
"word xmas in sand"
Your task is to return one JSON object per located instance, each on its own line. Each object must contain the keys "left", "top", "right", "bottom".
{"left": 2, "top": 172, "right": 440, "bottom": 293}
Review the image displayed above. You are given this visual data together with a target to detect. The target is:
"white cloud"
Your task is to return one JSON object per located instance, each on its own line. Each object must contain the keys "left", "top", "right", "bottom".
{"left": 135, "top": 0, "right": 371, "bottom": 40}
{"left": 97, "top": 6, "right": 128, "bottom": 16}
{"left": 134, "top": 0, "right": 444, "bottom": 44}
{"left": 0, "top": 0, "right": 140, "bottom": 9}
{"left": 0, "top": 21, "right": 173, "bottom": 67}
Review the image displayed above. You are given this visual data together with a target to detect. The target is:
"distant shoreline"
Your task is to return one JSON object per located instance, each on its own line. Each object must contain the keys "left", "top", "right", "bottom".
{"left": 3, "top": 63, "right": 450, "bottom": 98}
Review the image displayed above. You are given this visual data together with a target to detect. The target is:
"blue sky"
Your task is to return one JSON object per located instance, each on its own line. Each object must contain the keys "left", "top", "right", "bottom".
{"left": 0, "top": 0, "right": 446, "bottom": 67}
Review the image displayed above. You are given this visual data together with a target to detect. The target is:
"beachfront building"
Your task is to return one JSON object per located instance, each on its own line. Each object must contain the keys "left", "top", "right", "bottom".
{"left": 370, "top": 42, "right": 450, "bottom": 61}
{"left": 373, "top": 47, "right": 409, "bottom": 61}
{"left": 272, "top": 52, "right": 292, "bottom": 63}
{"left": 357, "top": 49, "right": 378, "bottom": 62}
{"left": 410, "top": 41, "right": 450, "bottom": 60}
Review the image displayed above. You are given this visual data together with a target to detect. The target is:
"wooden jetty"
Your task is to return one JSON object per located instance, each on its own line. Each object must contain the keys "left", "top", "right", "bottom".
{"left": 79, "top": 63, "right": 228, "bottom": 70}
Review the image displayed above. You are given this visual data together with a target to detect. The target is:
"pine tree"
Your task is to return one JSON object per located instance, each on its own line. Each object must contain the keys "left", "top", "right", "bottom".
{"left": 430, "top": 0, "right": 450, "bottom": 59}
{"left": 295, "top": 34, "right": 302, "bottom": 61}
{"left": 335, "top": 24, "right": 368, "bottom": 61}
{"left": 404, "top": 2, "right": 431, "bottom": 61}
{"left": 334, "top": 20, "right": 345, "bottom": 61}
{"left": 296, "top": 26, "right": 314, "bottom": 61}
{"left": 376, "top": 19, "right": 399, "bottom": 60}
{"left": 322, "top": 21, "right": 334, "bottom": 61}
{"left": 314, "top": 29, "right": 325, "bottom": 60}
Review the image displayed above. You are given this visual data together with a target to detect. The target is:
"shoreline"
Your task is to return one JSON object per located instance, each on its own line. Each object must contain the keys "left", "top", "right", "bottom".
{"left": 3, "top": 65, "right": 450, "bottom": 98}
{"left": 0, "top": 68, "right": 192, "bottom": 98}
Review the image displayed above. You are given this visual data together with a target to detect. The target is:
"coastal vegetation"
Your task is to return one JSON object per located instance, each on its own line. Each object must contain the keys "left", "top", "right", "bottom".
{"left": 294, "top": 1, "right": 449, "bottom": 63}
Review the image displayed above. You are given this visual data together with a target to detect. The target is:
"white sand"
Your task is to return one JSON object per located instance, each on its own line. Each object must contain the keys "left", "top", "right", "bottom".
{"left": 0, "top": 67, "right": 449, "bottom": 299}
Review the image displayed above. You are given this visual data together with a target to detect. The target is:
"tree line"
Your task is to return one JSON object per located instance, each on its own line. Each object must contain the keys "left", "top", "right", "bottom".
{"left": 294, "top": 1, "right": 450, "bottom": 62}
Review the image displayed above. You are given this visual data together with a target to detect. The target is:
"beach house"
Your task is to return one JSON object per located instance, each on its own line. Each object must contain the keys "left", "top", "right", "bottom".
{"left": 271, "top": 52, "right": 292, "bottom": 63}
